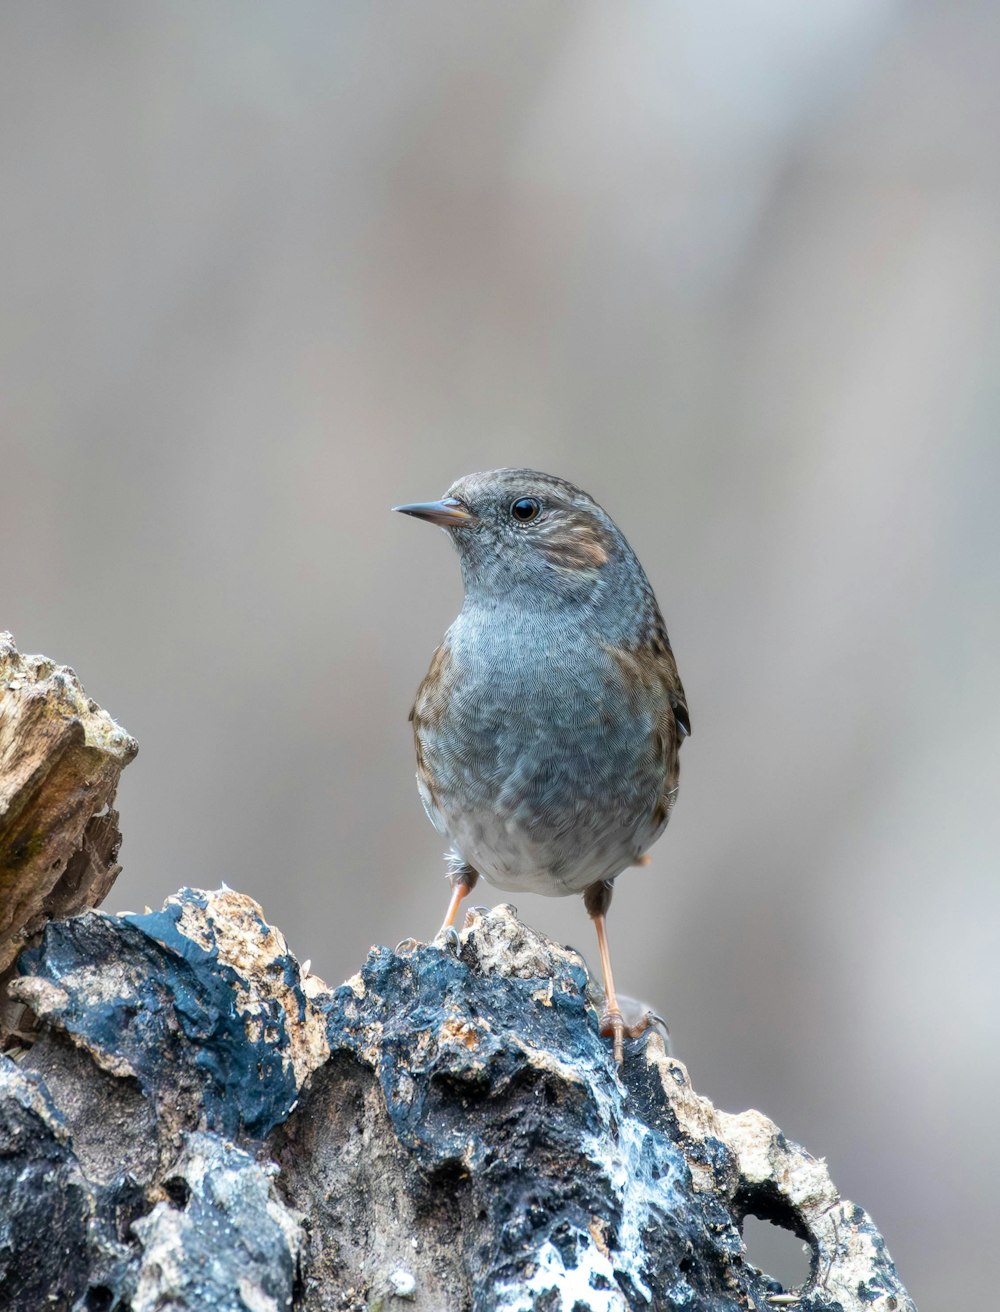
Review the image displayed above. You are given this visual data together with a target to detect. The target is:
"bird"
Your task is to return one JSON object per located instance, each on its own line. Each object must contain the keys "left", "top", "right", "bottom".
{"left": 394, "top": 469, "right": 689, "bottom": 1063}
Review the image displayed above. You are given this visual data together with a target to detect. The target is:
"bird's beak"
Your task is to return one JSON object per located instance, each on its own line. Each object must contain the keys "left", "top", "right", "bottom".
{"left": 393, "top": 498, "right": 476, "bottom": 527}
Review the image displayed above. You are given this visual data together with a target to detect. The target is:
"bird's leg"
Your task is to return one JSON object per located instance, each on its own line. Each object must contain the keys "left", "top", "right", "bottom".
{"left": 584, "top": 879, "right": 626, "bottom": 1064}
{"left": 440, "top": 863, "right": 479, "bottom": 934}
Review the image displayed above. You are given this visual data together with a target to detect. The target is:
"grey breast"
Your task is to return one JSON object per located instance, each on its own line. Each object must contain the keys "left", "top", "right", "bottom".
{"left": 420, "top": 601, "right": 663, "bottom": 896}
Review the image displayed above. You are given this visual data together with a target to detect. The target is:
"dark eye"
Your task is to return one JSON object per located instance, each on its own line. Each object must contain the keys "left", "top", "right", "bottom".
{"left": 510, "top": 497, "right": 541, "bottom": 523}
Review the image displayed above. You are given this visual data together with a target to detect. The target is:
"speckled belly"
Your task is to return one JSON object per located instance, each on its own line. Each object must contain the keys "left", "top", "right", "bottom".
{"left": 416, "top": 743, "right": 662, "bottom": 897}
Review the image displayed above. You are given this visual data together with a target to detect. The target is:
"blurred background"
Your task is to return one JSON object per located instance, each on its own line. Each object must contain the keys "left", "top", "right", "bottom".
{"left": 2, "top": 1, "right": 997, "bottom": 1304}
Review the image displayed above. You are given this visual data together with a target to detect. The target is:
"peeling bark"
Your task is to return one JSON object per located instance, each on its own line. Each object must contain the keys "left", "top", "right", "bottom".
{"left": 0, "top": 632, "right": 137, "bottom": 1044}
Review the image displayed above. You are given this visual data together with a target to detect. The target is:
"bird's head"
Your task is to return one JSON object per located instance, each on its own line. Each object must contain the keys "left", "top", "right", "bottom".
{"left": 394, "top": 468, "right": 630, "bottom": 603}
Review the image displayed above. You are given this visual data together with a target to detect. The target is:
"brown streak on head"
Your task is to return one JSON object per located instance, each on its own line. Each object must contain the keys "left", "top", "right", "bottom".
{"left": 536, "top": 512, "right": 612, "bottom": 572}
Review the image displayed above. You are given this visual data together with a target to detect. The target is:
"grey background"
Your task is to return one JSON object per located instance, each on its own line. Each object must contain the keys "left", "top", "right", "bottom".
{"left": 2, "top": 3, "right": 998, "bottom": 1305}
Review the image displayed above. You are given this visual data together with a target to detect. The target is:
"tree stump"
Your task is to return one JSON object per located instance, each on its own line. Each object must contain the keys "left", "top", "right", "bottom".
{"left": 0, "top": 637, "right": 915, "bottom": 1311}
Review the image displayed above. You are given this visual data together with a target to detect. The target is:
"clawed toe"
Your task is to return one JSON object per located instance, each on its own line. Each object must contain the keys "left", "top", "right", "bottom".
{"left": 395, "top": 937, "right": 420, "bottom": 954}
{"left": 433, "top": 924, "right": 461, "bottom": 953}
{"left": 620, "top": 1010, "right": 661, "bottom": 1041}
{"left": 598, "top": 1006, "right": 669, "bottom": 1063}
{"left": 638, "top": 1010, "right": 671, "bottom": 1052}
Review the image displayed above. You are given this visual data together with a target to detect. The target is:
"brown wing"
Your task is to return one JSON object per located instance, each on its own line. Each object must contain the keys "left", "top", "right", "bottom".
{"left": 408, "top": 641, "right": 458, "bottom": 817}
{"left": 408, "top": 641, "right": 455, "bottom": 728}
{"left": 604, "top": 615, "right": 689, "bottom": 833}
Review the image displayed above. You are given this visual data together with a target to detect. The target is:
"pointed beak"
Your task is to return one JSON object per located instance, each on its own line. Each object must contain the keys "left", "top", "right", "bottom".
{"left": 393, "top": 497, "right": 476, "bottom": 527}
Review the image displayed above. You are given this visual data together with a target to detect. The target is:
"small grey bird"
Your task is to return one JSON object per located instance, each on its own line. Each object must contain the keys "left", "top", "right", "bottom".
{"left": 395, "top": 468, "right": 689, "bottom": 1062}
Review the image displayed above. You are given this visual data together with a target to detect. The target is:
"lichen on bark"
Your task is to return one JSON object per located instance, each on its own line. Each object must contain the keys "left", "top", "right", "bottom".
{"left": 4, "top": 889, "right": 914, "bottom": 1312}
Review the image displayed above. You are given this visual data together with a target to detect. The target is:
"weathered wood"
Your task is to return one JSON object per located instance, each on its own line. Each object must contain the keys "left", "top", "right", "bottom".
{"left": 0, "top": 632, "right": 137, "bottom": 1043}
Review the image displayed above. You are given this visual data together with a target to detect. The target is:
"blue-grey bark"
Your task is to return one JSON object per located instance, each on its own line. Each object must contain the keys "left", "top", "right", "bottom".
{"left": 3, "top": 889, "right": 914, "bottom": 1312}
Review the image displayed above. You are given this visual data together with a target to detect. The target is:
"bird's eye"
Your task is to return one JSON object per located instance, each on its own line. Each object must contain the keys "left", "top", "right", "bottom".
{"left": 510, "top": 497, "right": 541, "bottom": 523}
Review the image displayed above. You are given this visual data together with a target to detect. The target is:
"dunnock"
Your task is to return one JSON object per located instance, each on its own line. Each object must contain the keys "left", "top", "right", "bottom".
{"left": 395, "top": 469, "right": 689, "bottom": 1062}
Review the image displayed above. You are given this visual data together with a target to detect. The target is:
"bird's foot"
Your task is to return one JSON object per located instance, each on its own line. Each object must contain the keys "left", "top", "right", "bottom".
{"left": 599, "top": 1007, "right": 625, "bottom": 1064}
{"left": 632, "top": 1009, "right": 671, "bottom": 1054}
{"left": 599, "top": 1006, "right": 669, "bottom": 1063}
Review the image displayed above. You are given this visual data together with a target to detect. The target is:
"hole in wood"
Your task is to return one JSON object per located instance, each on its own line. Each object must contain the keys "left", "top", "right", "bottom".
{"left": 735, "top": 1182, "right": 815, "bottom": 1294}
{"left": 741, "top": 1214, "right": 812, "bottom": 1292}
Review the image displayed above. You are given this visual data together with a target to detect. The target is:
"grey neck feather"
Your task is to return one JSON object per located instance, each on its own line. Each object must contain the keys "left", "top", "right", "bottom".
{"left": 451, "top": 532, "right": 655, "bottom": 651}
